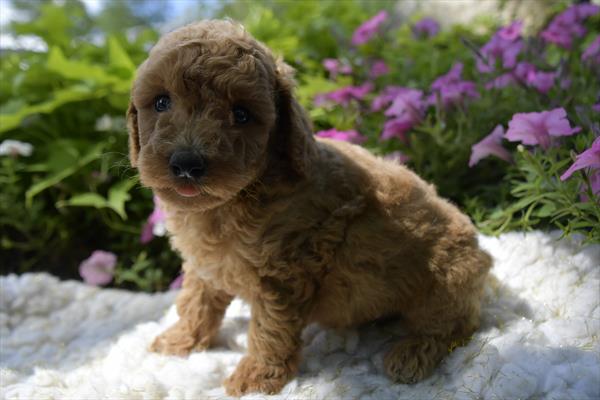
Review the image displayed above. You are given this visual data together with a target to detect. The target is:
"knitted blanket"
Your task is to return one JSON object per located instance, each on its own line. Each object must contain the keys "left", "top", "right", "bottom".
{"left": 1, "top": 231, "right": 599, "bottom": 399}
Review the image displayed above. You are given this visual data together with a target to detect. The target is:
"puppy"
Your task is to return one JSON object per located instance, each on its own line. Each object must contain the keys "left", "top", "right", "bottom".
{"left": 127, "top": 20, "right": 492, "bottom": 396}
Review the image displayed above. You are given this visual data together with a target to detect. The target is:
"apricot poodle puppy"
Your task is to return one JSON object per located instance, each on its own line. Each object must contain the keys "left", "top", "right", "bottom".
{"left": 127, "top": 20, "right": 492, "bottom": 396}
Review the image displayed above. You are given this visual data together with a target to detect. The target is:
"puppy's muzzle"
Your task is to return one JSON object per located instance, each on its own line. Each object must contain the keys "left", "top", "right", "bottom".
{"left": 169, "top": 151, "right": 206, "bottom": 181}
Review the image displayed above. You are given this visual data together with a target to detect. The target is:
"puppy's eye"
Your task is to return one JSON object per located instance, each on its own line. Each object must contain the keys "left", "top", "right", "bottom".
{"left": 232, "top": 106, "right": 251, "bottom": 124}
{"left": 154, "top": 95, "right": 171, "bottom": 112}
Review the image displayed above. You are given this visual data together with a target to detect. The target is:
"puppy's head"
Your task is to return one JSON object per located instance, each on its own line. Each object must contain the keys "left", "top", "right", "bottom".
{"left": 127, "top": 20, "right": 314, "bottom": 211}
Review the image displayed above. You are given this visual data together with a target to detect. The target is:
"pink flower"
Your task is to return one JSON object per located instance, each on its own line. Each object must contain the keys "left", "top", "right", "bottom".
{"left": 541, "top": 4, "right": 599, "bottom": 49}
{"left": 412, "top": 17, "right": 440, "bottom": 38}
{"left": 505, "top": 108, "right": 581, "bottom": 149}
{"left": 560, "top": 136, "right": 600, "bottom": 181}
{"left": 351, "top": 10, "right": 388, "bottom": 46}
{"left": 323, "top": 58, "right": 352, "bottom": 78}
{"left": 316, "top": 128, "right": 367, "bottom": 144}
{"left": 514, "top": 62, "right": 556, "bottom": 94}
{"left": 469, "top": 125, "right": 512, "bottom": 167}
{"left": 384, "top": 150, "right": 410, "bottom": 164}
{"left": 315, "top": 82, "right": 373, "bottom": 107}
{"left": 140, "top": 195, "right": 166, "bottom": 243}
{"left": 498, "top": 21, "right": 523, "bottom": 41}
{"left": 79, "top": 250, "right": 117, "bottom": 286}
{"left": 582, "top": 36, "right": 600, "bottom": 65}
{"left": 477, "top": 22, "right": 523, "bottom": 73}
{"left": 169, "top": 273, "right": 184, "bottom": 290}
{"left": 381, "top": 118, "right": 415, "bottom": 141}
{"left": 381, "top": 88, "right": 425, "bottom": 141}
{"left": 428, "top": 63, "right": 479, "bottom": 108}
{"left": 371, "top": 86, "right": 406, "bottom": 111}
{"left": 370, "top": 60, "right": 389, "bottom": 78}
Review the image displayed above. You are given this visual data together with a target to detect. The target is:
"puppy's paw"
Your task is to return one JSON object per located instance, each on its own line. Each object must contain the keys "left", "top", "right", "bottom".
{"left": 149, "top": 323, "right": 208, "bottom": 356}
{"left": 384, "top": 336, "right": 447, "bottom": 384}
{"left": 223, "top": 356, "right": 291, "bottom": 396}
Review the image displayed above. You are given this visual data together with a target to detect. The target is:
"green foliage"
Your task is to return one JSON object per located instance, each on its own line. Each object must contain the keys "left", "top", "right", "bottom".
{"left": 1, "top": 0, "right": 598, "bottom": 292}
{"left": 0, "top": 1, "right": 179, "bottom": 290}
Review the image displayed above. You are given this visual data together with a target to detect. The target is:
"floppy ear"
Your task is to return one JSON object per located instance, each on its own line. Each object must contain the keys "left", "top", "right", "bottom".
{"left": 126, "top": 100, "right": 140, "bottom": 168}
{"left": 275, "top": 59, "right": 316, "bottom": 178}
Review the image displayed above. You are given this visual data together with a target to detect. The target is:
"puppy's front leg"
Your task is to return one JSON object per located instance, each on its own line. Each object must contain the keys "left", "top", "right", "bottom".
{"left": 151, "top": 264, "right": 232, "bottom": 356}
{"left": 224, "top": 280, "right": 310, "bottom": 396}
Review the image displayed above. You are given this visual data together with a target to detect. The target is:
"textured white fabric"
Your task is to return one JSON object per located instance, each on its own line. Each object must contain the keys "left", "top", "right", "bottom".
{"left": 1, "top": 231, "right": 599, "bottom": 399}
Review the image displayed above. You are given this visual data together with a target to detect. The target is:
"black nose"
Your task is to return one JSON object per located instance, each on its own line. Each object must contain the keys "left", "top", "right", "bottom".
{"left": 169, "top": 151, "right": 206, "bottom": 180}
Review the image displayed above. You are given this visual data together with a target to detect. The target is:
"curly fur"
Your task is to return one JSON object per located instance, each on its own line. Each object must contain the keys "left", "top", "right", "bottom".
{"left": 127, "top": 20, "right": 492, "bottom": 396}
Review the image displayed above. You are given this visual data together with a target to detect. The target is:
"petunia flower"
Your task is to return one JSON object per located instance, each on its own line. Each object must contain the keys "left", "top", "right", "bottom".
{"left": 314, "top": 82, "right": 373, "bottom": 107}
{"left": 371, "top": 86, "right": 406, "bottom": 112}
{"left": 0, "top": 140, "right": 33, "bottom": 157}
{"left": 582, "top": 36, "right": 600, "bottom": 65}
{"left": 169, "top": 273, "right": 184, "bottom": 290}
{"left": 513, "top": 63, "right": 556, "bottom": 94}
{"left": 381, "top": 88, "right": 425, "bottom": 141}
{"left": 79, "top": 250, "right": 117, "bottom": 286}
{"left": 370, "top": 60, "right": 389, "bottom": 78}
{"left": 323, "top": 58, "right": 353, "bottom": 79}
{"left": 428, "top": 63, "right": 479, "bottom": 108}
{"left": 412, "top": 17, "right": 440, "bottom": 38}
{"left": 560, "top": 136, "right": 600, "bottom": 181}
{"left": 505, "top": 108, "right": 581, "bottom": 149}
{"left": 469, "top": 125, "right": 512, "bottom": 167}
{"left": 141, "top": 195, "right": 166, "bottom": 243}
{"left": 351, "top": 10, "right": 389, "bottom": 46}
{"left": 541, "top": 4, "right": 599, "bottom": 49}
{"left": 477, "top": 21, "right": 523, "bottom": 73}
{"left": 316, "top": 128, "right": 367, "bottom": 144}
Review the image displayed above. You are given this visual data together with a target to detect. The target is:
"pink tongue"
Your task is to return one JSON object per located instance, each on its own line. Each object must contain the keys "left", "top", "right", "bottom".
{"left": 176, "top": 185, "right": 200, "bottom": 197}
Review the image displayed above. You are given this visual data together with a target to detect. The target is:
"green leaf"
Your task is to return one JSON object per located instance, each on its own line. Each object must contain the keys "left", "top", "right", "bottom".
{"left": 25, "top": 142, "right": 104, "bottom": 207}
{"left": 107, "top": 179, "right": 137, "bottom": 220}
{"left": 108, "top": 36, "right": 136, "bottom": 74}
{"left": 57, "top": 193, "right": 109, "bottom": 209}
{"left": 0, "top": 85, "right": 102, "bottom": 133}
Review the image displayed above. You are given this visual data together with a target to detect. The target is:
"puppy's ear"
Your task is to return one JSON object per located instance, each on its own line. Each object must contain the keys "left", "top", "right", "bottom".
{"left": 126, "top": 100, "right": 140, "bottom": 168}
{"left": 275, "top": 59, "right": 316, "bottom": 178}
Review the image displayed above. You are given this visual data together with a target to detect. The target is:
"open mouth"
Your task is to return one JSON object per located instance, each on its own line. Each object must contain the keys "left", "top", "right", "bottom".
{"left": 174, "top": 183, "right": 201, "bottom": 197}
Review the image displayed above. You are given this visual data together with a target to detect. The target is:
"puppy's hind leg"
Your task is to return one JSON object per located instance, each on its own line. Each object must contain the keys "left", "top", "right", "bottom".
{"left": 384, "top": 290, "right": 483, "bottom": 384}
{"left": 150, "top": 263, "right": 233, "bottom": 356}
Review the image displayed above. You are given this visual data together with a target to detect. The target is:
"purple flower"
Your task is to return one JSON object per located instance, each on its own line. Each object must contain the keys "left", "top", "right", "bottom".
{"left": 169, "top": 273, "right": 184, "bottom": 290}
{"left": 498, "top": 21, "right": 523, "bottom": 41}
{"left": 381, "top": 88, "right": 425, "bottom": 141}
{"left": 560, "top": 136, "right": 600, "bottom": 181}
{"left": 477, "top": 22, "right": 523, "bottom": 73}
{"left": 315, "top": 82, "right": 373, "bottom": 107}
{"left": 370, "top": 60, "right": 389, "bottom": 78}
{"left": 381, "top": 118, "right": 415, "bottom": 141}
{"left": 593, "top": 103, "right": 600, "bottom": 113}
{"left": 582, "top": 36, "right": 600, "bottom": 65}
{"left": 371, "top": 86, "right": 406, "bottom": 111}
{"left": 428, "top": 63, "right": 479, "bottom": 108}
{"left": 140, "top": 195, "right": 166, "bottom": 243}
{"left": 384, "top": 150, "right": 410, "bottom": 164}
{"left": 412, "top": 17, "right": 440, "bottom": 38}
{"left": 79, "top": 250, "right": 117, "bottom": 286}
{"left": 513, "top": 63, "right": 556, "bottom": 94}
{"left": 352, "top": 10, "right": 388, "bottom": 46}
{"left": 469, "top": 125, "right": 512, "bottom": 167}
{"left": 541, "top": 4, "right": 599, "bottom": 49}
{"left": 505, "top": 108, "right": 581, "bottom": 149}
{"left": 485, "top": 72, "right": 516, "bottom": 89}
{"left": 316, "top": 128, "right": 367, "bottom": 144}
{"left": 323, "top": 58, "right": 352, "bottom": 78}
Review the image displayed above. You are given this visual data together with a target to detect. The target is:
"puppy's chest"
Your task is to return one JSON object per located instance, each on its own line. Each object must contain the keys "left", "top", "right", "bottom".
{"left": 166, "top": 212, "right": 265, "bottom": 295}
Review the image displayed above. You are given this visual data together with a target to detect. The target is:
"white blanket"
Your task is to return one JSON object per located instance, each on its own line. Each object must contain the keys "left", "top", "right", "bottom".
{"left": 1, "top": 231, "right": 599, "bottom": 399}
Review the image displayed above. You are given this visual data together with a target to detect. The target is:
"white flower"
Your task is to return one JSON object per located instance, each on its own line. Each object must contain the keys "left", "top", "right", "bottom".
{"left": 95, "top": 115, "right": 113, "bottom": 131}
{"left": 0, "top": 140, "right": 33, "bottom": 157}
{"left": 152, "top": 221, "right": 167, "bottom": 237}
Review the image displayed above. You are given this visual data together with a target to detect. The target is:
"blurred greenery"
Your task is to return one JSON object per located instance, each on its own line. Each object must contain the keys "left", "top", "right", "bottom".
{"left": 0, "top": 0, "right": 598, "bottom": 291}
